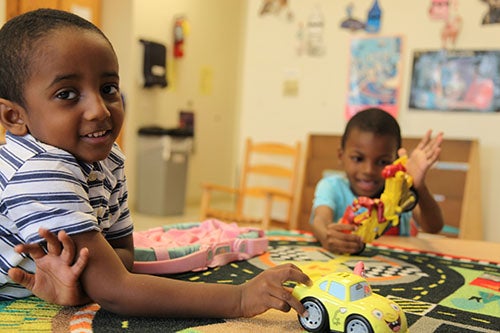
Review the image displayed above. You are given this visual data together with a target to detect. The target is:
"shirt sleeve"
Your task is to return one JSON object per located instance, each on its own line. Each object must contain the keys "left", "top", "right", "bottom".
{"left": 100, "top": 145, "right": 133, "bottom": 240}
{"left": 4, "top": 155, "right": 100, "bottom": 244}
{"left": 312, "top": 177, "right": 337, "bottom": 212}
{"left": 310, "top": 176, "right": 344, "bottom": 224}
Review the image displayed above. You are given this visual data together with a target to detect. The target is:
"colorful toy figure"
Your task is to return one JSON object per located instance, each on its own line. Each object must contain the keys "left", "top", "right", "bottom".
{"left": 340, "top": 156, "right": 418, "bottom": 243}
{"left": 293, "top": 268, "right": 408, "bottom": 332}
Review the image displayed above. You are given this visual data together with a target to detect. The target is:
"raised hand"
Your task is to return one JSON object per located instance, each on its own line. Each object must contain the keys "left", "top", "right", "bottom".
{"left": 8, "top": 228, "right": 91, "bottom": 306}
{"left": 399, "top": 130, "right": 443, "bottom": 189}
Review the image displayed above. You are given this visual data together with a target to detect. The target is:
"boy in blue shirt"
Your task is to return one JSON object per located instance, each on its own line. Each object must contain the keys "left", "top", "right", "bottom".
{"left": 311, "top": 108, "right": 444, "bottom": 254}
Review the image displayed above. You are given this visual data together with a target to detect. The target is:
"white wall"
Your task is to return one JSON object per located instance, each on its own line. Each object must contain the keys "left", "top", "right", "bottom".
{"left": 0, "top": 0, "right": 4, "bottom": 22}
{"left": 0, "top": 0, "right": 244, "bottom": 226}
{"left": 100, "top": 0, "right": 245, "bottom": 214}
{"left": 2, "top": 1, "right": 498, "bottom": 242}
{"left": 238, "top": 0, "right": 500, "bottom": 242}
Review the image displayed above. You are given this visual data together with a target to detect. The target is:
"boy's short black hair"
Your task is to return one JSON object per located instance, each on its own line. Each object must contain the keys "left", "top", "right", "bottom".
{"left": 341, "top": 108, "right": 402, "bottom": 149}
{"left": 0, "top": 8, "right": 112, "bottom": 107}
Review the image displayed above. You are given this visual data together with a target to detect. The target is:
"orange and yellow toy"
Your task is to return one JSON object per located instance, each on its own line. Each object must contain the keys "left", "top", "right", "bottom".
{"left": 340, "top": 156, "right": 418, "bottom": 243}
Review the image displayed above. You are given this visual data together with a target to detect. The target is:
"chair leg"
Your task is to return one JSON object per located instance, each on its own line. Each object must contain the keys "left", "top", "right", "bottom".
{"left": 200, "top": 189, "right": 211, "bottom": 221}
{"left": 262, "top": 193, "right": 273, "bottom": 230}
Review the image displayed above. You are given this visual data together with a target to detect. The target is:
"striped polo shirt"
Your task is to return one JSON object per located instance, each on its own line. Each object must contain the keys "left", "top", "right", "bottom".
{"left": 0, "top": 132, "right": 133, "bottom": 300}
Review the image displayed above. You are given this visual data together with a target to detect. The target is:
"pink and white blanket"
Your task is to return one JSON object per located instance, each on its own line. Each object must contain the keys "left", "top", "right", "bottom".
{"left": 133, "top": 219, "right": 268, "bottom": 274}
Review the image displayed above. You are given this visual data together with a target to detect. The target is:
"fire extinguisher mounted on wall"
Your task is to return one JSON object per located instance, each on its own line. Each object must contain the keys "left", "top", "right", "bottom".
{"left": 173, "top": 16, "right": 188, "bottom": 58}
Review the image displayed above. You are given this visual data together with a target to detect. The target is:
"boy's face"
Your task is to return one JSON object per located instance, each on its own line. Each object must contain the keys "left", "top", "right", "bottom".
{"left": 18, "top": 28, "right": 123, "bottom": 163}
{"left": 338, "top": 128, "right": 398, "bottom": 197}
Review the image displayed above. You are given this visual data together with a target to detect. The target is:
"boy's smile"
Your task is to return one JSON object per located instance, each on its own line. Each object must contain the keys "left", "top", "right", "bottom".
{"left": 18, "top": 28, "right": 123, "bottom": 163}
{"left": 339, "top": 129, "right": 398, "bottom": 197}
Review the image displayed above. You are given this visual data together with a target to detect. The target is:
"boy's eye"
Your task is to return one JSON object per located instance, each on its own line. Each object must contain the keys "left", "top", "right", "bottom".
{"left": 350, "top": 156, "right": 363, "bottom": 163}
{"left": 378, "top": 160, "right": 392, "bottom": 166}
{"left": 102, "top": 84, "right": 119, "bottom": 95}
{"left": 56, "top": 90, "right": 77, "bottom": 100}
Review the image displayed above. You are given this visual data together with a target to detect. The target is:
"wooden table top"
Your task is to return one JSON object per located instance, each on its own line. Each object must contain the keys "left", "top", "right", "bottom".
{"left": 374, "top": 235, "right": 500, "bottom": 262}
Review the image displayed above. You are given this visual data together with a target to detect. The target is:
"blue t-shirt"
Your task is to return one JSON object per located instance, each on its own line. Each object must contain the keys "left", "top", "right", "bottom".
{"left": 311, "top": 174, "right": 412, "bottom": 236}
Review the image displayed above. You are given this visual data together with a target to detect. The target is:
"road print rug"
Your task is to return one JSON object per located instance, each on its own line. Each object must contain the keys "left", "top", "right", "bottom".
{"left": 0, "top": 230, "right": 498, "bottom": 332}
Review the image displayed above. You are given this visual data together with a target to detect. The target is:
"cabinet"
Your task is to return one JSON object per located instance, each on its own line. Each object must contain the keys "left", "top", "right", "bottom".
{"left": 6, "top": 0, "right": 101, "bottom": 26}
{"left": 298, "top": 134, "right": 483, "bottom": 240}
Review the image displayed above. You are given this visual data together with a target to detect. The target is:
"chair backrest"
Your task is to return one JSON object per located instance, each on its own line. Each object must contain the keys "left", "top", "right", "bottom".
{"left": 0, "top": 126, "right": 5, "bottom": 145}
{"left": 298, "top": 133, "right": 482, "bottom": 240}
{"left": 237, "top": 138, "right": 302, "bottom": 228}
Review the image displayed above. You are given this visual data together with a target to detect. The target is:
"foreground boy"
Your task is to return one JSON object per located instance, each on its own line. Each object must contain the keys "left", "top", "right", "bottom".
{"left": 0, "top": 9, "right": 311, "bottom": 317}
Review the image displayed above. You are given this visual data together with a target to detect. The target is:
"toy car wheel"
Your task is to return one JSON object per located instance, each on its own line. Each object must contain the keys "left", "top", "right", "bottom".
{"left": 345, "top": 314, "right": 373, "bottom": 333}
{"left": 298, "top": 297, "right": 329, "bottom": 333}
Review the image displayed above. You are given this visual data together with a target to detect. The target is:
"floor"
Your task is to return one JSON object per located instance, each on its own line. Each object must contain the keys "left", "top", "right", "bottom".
{"left": 130, "top": 200, "right": 277, "bottom": 231}
{"left": 131, "top": 204, "right": 203, "bottom": 231}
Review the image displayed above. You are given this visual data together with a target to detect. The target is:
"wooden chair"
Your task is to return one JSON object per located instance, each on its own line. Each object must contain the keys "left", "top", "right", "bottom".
{"left": 0, "top": 125, "right": 5, "bottom": 145}
{"left": 298, "top": 134, "right": 483, "bottom": 240}
{"left": 200, "top": 138, "right": 302, "bottom": 230}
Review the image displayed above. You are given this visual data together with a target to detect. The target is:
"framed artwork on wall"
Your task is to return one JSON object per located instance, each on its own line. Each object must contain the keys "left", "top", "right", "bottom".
{"left": 409, "top": 50, "right": 500, "bottom": 113}
{"left": 346, "top": 35, "right": 403, "bottom": 120}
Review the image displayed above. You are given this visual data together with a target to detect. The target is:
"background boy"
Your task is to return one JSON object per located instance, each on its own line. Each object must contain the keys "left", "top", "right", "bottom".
{"left": 311, "top": 108, "right": 444, "bottom": 254}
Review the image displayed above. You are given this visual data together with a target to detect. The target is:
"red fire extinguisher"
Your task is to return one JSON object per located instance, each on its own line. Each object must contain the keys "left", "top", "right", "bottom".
{"left": 173, "top": 17, "right": 184, "bottom": 58}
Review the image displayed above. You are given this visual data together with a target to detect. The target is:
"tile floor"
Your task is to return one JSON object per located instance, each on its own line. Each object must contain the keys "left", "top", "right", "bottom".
{"left": 130, "top": 200, "right": 271, "bottom": 231}
{"left": 131, "top": 204, "right": 202, "bottom": 231}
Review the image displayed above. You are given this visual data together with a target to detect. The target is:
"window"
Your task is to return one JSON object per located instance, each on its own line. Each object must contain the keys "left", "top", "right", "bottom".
{"left": 328, "top": 281, "right": 346, "bottom": 301}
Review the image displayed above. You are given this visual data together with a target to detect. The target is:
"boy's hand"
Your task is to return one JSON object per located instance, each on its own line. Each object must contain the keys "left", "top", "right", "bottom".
{"left": 8, "top": 228, "right": 91, "bottom": 306}
{"left": 400, "top": 130, "right": 443, "bottom": 189}
{"left": 322, "top": 223, "right": 364, "bottom": 254}
{"left": 239, "top": 263, "right": 312, "bottom": 318}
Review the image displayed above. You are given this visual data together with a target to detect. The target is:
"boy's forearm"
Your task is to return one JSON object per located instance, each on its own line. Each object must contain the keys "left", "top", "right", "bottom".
{"left": 113, "top": 248, "right": 134, "bottom": 271}
{"left": 78, "top": 231, "right": 244, "bottom": 318}
{"left": 96, "top": 273, "right": 243, "bottom": 318}
{"left": 108, "top": 235, "right": 135, "bottom": 271}
{"left": 415, "top": 184, "right": 444, "bottom": 234}
{"left": 312, "top": 217, "right": 331, "bottom": 249}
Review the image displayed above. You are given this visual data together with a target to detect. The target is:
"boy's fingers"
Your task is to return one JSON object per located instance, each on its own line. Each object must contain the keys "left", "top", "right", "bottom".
{"left": 71, "top": 247, "right": 89, "bottom": 275}
{"left": 265, "top": 278, "right": 307, "bottom": 315}
{"left": 58, "top": 230, "right": 75, "bottom": 262}
{"left": 284, "top": 265, "right": 311, "bottom": 286}
{"left": 39, "top": 228, "right": 62, "bottom": 255}
{"left": 328, "top": 223, "right": 357, "bottom": 234}
{"left": 279, "top": 290, "right": 305, "bottom": 315}
{"left": 14, "top": 244, "right": 46, "bottom": 259}
{"left": 8, "top": 268, "right": 35, "bottom": 290}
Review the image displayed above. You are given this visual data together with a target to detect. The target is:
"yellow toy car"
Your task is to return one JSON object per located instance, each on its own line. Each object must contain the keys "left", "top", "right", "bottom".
{"left": 293, "top": 271, "right": 408, "bottom": 333}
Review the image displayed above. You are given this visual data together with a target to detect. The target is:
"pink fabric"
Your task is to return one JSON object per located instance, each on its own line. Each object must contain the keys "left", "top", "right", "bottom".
{"left": 132, "top": 219, "right": 268, "bottom": 274}
{"left": 133, "top": 219, "right": 254, "bottom": 249}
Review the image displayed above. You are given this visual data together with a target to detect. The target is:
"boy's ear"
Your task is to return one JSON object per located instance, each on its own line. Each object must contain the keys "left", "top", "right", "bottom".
{"left": 337, "top": 147, "right": 344, "bottom": 165}
{"left": 0, "top": 98, "right": 29, "bottom": 136}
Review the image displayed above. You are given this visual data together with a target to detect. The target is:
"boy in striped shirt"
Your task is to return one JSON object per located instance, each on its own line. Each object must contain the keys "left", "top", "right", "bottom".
{"left": 0, "top": 9, "right": 311, "bottom": 318}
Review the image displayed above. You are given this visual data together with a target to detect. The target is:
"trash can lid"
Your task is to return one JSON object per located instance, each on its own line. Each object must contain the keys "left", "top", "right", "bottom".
{"left": 138, "top": 126, "right": 193, "bottom": 137}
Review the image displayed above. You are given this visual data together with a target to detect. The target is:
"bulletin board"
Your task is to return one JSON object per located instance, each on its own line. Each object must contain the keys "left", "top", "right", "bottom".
{"left": 346, "top": 35, "right": 403, "bottom": 120}
{"left": 409, "top": 49, "right": 500, "bottom": 112}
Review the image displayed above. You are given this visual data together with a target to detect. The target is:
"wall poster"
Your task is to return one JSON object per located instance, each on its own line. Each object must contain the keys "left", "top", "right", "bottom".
{"left": 409, "top": 50, "right": 500, "bottom": 112}
{"left": 346, "top": 36, "right": 403, "bottom": 120}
